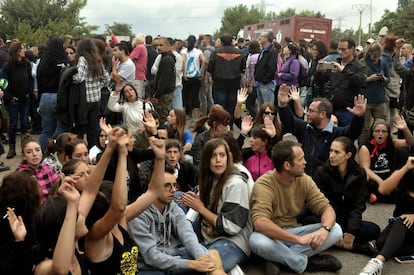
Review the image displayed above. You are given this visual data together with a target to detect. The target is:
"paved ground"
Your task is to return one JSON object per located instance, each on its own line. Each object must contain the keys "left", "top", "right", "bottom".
{"left": 1, "top": 133, "right": 413, "bottom": 274}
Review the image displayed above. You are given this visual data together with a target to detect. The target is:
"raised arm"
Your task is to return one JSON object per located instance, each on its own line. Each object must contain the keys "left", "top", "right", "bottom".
{"left": 289, "top": 85, "right": 304, "bottom": 118}
{"left": 88, "top": 132, "right": 129, "bottom": 239}
{"left": 234, "top": 87, "right": 248, "bottom": 120}
{"left": 378, "top": 156, "right": 414, "bottom": 195}
{"left": 126, "top": 137, "right": 166, "bottom": 222}
{"left": 393, "top": 114, "right": 414, "bottom": 148}
{"left": 51, "top": 178, "right": 80, "bottom": 275}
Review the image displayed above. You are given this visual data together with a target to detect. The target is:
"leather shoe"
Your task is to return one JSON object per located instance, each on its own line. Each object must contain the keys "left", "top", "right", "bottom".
{"left": 306, "top": 254, "right": 342, "bottom": 272}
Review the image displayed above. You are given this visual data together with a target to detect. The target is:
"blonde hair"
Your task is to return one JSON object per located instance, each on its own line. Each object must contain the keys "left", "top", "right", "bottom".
{"left": 132, "top": 33, "right": 145, "bottom": 47}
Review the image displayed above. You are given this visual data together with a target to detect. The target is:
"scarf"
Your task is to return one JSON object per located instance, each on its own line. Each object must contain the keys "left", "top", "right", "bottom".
{"left": 369, "top": 138, "right": 388, "bottom": 158}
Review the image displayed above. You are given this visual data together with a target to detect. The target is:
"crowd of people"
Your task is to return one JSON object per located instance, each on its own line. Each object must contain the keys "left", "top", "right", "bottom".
{"left": 1, "top": 28, "right": 414, "bottom": 275}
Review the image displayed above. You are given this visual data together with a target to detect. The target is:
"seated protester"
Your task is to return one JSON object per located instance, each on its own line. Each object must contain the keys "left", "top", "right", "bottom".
{"left": 50, "top": 159, "right": 92, "bottom": 195}
{"left": 359, "top": 153, "right": 414, "bottom": 275}
{"left": 139, "top": 139, "right": 198, "bottom": 193}
{"left": 312, "top": 137, "right": 380, "bottom": 256}
{"left": 107, "top": 82, "right": 152, "bottom": 133}
{"left": 249, "top": 140, "right": 343, "bottom": 274}
{"left": 239, "top": 118, "right": 276, "bottom": 181}
{"left": 64, "top": 139, "right": 90, "bottom": 165}
{"left": 191, "top": 105, "right": 231, "bottom": 169}
{"left": 42, "top": 132, "right": 78, "bottom": 174}
{"left": 167, "top": 108, "right": 193, "bottom": 163}
{"left": 133, "top": 110, "right": 171, "bottom": 149}
{"left": 167, "top": 108, "right": 193, "bottom": 154}
{"left": 0, "top": 171, "right": 42, "bottom": 274}
{"left": 33, "top": 177, "right": 86, "bottom": 275}
{"left": 179, "top": 138, "right": 253, "bottom": 274}
{"left": 84, "top": 130, "right": 166, "bottom": 275}
{"left": 128, "top": 167, "right": 217, "bottom": 274}
{"left": 89, "top": 127, "right": 107, "bottom": 165}
{"left": 234, "top": 87, "right": 283, "bottom": 140}
{"left": 18, "top": 138, "right": 59, "bottom": 202}
{"left": 358, "top": 117, "right": 414, "bottom": 204}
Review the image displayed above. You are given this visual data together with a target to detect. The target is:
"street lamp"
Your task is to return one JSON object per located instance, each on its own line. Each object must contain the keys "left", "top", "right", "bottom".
{"left": 353, "top": 4, "right": 369, "bottom": 46}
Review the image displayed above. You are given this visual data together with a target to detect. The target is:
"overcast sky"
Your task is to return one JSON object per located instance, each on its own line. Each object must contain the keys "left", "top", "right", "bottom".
{"left": 80, "top": 0, "right": 398, "bottom": 39}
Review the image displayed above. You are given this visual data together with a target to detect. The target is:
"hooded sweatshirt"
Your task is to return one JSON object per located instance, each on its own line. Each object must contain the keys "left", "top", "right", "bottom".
{"left": 128, "top": 201, "right": 209, "bottom": 271}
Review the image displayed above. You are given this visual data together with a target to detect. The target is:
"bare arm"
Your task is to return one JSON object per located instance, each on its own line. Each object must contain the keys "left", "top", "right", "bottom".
{"left": 393, "top": 115, "right": 414, "bottom": 148}
{"left": 234, "top": 88, "right": 248, "bottom": 119}
{"left": 379, "top": 156, "right": 414, "bottom": 195}
{"left": 358, "top": 145, "right": 384, "bottom": 183}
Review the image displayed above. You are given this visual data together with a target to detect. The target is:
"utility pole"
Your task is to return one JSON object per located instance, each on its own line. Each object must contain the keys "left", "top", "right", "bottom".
{"left": 368, "top": 0, "right": 373, "bottom": 37}
{"left": 353, "top": 4, "right": 369, "bottom": 46}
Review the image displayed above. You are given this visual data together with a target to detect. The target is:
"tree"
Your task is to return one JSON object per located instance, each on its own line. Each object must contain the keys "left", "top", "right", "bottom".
{"left": 215, "top": 4, "right": 266, "bottom": 38}
{"left": 105, "top": 22, "right": 134, "bottom": 37}
{"left": 0, "top": 0, "right": 97, "bottom": 45}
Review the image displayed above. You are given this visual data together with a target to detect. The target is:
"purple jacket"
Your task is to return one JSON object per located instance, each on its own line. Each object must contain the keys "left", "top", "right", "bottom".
{"left": 279, "top": 55, "right": 300, "bottom": 87}
{"left": 243, "top": 151, "right": 274, "bottom": 181}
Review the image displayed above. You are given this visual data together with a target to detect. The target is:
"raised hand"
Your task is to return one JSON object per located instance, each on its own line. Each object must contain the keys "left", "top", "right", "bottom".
{"left": 237, "top": 87, "right": 249, "bottom": 104}
{"left": 346, "top": 94, "right": 367, "bottom": 117}
{"left": 107, "top": 126, "right": 126, "bottom": 149}
{"left": 394, "top": 114, "right": 408, "bottom": 130}
{"left": 263, "top": 116, "right": 276, "bottom": 138}
{"left": 99, "top": 117, "right": 112, "bottom": 135}
{"left": 241, "top": 115, "right": 253, "bottom": 135}
{"left": 277, "top": 84, "right": 290, "bottom": 107}
{"left": 148, "top": 136, "right": 166, "bottom": 160}
{"left": 143, "top": 110, "right": 157, "bottom": 134}
{"left": 58, "top": 176, "right": 80, "bottom": 203}
{"left": 289, "top": 85, "right": 300, "bottom": 102}
{"left": 117, "top": 132, "right": 131, "bottom": 156}
{"left": 7, "top": 207, "right": 27, "bottom": 242}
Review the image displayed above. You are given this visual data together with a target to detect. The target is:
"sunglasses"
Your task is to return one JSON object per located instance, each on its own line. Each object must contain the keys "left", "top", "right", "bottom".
{"left": 263, "top": 111, "right": 275, "bottom": 115}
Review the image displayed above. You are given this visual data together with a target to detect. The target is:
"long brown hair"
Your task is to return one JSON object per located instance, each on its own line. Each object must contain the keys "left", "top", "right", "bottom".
{"left": 254, "top": 103, "right": 282, "bottom": 136}
{"left": 198, "top": 138, "right": 235, "bottom": 213}
{"left": 8, "top": 42, "right": 28, "bottom": 68}
{"left": 75, "top": 38, "right": 104, "bottom": 79}
{"left": 171, "top": 109, "right": 187, "bottom": 145}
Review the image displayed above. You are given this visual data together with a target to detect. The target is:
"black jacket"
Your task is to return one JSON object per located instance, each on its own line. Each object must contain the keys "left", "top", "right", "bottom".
{"left": 313, "top": 160, "right": 367, "bottom": 235}
{"left": 254, "top": 44, "right": 278, "bottom": 84}
{"left": 155, "top": 52, "right": 175, "bottom": 96}
{"left": 315, "top": 58, "right": 367, "bottom": 110}
{"left": 57, "top": 66, "right": 88, "bottom": 127}
{"left": 207, "top": 45, "right": 245, "bottom": 89}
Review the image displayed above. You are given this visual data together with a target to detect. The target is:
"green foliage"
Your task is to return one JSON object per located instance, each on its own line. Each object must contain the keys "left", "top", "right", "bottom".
{"left": 215, "top": 4, "right": 266, "bottom": 38}
{"left": 0, "top": 0, "right": 97, "bottom": 45}
{"left": 105, "top": 22, "right": 134, "bottom": 37}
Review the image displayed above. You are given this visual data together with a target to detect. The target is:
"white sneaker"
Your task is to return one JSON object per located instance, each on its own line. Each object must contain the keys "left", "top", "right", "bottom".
{"left": 229, "top": 264, "right": 245, "bottom": 275}
{"left": 359, "top": 258, "right": 384, "bottom": 275}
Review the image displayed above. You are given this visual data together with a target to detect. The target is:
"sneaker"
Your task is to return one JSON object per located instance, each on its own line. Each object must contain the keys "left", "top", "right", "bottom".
{"left": 0, "top": 162, "right": 9, "bottom": 172}
{"left": 306, "top": 254, "right": 342, "bottom": 272}
{"left": 369, "top": 193, "right": 378, "bottom": 204}
{"left": 359, "top": 258, "right": 383, "bottom": 275}
{"left": 360, "top": 241, "right": 378, "bottom": 257}
{"left": 264, "top": 261, "right": 281, "bottom": 275}
{"left": 229, "top": 264, "right": 244, "bottom": 275}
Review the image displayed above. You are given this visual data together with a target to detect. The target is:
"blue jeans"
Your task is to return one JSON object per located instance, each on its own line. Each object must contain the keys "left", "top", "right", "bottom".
{"left": 204, "top": 239, "right": 247, "bottom": 272}
{"left": 5, "top": 98, "right": 29, "bottom": 145}
{"left": 257, "top": 82, "right": 275, "bottom": 107}
{"left": 38, "top": 93, "right": 58, "bottom": 152}
{"left": 172, "top": 86, "right": 183, "bottom": 110}
{"left": 249, "top": 223, "right": 342, "bottom": 273}
{"left": 246, "top": 87, "right": 258, "bottom": 117}
{"left": 212, "top": 88, "right": 237, "bottom": 124}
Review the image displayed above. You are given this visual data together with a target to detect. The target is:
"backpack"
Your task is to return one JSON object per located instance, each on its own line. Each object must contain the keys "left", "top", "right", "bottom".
{"left": 297, "top": 56, "right": 308, "bottom": 87}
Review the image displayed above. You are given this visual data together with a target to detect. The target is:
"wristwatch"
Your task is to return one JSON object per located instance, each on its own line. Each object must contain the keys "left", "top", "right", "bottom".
{"left": 321, "top": 225, "right": 332, "bottom": 232}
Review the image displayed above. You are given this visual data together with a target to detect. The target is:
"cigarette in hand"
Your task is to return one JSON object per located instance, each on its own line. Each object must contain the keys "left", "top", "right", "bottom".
{"left": 3, "top": 208, "right": 15, "bottom": 219}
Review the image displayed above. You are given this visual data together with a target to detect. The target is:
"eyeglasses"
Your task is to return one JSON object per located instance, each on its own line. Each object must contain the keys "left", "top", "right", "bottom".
{"left": 263, "top": 111, "right": 275, "bottom": 115}
{"left": 374, "top": 129, "right": 388, "bottom": 134}
{"left": 307, "top": 109, "right": 320, "bottom": 114}
{"left": 163, "top": 182, "right": 178, "bottom": 192}
{"left": 337, "top": 48, "right": 349, "bottom": 52}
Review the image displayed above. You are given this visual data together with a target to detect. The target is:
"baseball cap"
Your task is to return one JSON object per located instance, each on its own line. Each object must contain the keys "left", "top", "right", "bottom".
{"left": 366, "top": 38, "right": 375, "bottom": 44}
